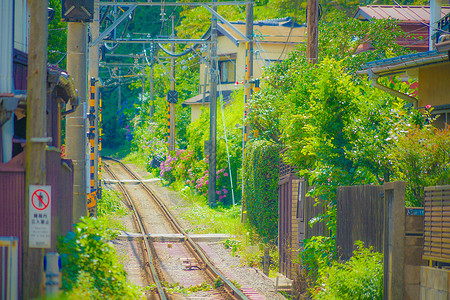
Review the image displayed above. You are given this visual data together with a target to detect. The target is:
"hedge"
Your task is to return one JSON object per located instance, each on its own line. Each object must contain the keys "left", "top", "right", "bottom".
{"left": 243, "top": 140, "right": 281, "bottom": 243}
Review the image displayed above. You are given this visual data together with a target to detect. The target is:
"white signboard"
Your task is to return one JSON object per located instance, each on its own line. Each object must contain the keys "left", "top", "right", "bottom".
{"left": 29, "top": 185, "right": 51, "bottom": 248}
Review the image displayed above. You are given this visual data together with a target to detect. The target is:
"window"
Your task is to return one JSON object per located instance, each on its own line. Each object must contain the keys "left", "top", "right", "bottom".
{"left": 219, "top": 60, "right": 236, "bottom": 83}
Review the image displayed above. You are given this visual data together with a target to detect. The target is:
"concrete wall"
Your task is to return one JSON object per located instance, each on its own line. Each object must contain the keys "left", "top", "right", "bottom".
{"left": 405, "top": 210, "right": 426, "bottom": 300}
{"left": 418, "top": 61, "right": 450, "bottom": 107}
{"left": 420, "top": 266, "right": 450, "bottom": 299}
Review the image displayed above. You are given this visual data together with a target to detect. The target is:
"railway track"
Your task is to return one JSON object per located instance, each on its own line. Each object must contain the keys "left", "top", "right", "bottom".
{"left": 103, "top": 157, "right": 249, "bottom": 300}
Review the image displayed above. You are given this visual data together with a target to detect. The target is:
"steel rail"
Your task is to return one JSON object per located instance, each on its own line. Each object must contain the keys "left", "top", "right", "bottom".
{"left": 105, "top": 156, "right": 249, "bottom": 300}
{"left": 102, "top": 161, "right": 168, "bottom": 300}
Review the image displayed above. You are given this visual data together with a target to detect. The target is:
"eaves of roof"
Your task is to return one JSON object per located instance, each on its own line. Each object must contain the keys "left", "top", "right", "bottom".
{"left": 357, "top": 50, "right": 449, "bottom": 78}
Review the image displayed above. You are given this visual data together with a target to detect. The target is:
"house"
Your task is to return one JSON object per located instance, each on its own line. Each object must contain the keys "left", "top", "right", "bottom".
{"left": 359, "top": 4, "right": 450, "bottom": 298}
{"left": 354, "top": 5, "right": 450, "bottom": 52}
{"left": 0, "top": 1, "right": 78, "bottom": 297}
{"left": 183, "top": 17, "right": 306, "bottom": 122}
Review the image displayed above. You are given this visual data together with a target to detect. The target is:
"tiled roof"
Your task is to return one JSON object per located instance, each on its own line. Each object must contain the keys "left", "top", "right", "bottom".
{"left": 355, "top": 5, "right": 450, "bottom": 23}
{"left": 362, "top": 50, "right": 440, "bottom": 69}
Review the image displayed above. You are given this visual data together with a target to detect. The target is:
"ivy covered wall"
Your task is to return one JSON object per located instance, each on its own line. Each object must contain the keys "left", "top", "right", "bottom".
{"left": 243, "top": 140, "right": 281, "bottom": 243}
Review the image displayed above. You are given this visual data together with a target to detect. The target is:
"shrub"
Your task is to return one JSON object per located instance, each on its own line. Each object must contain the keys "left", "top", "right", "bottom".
{"left": 58, "top": 217, "right": 141, "bottom": 298}
{"left": 311, "top": 241, "right": 383, "bottom": 300}
{"left": 388, "top": 124, "right": 450, "bottom": 206}
{"left": 301, "top": 235, "right": 336, "bottom": 284}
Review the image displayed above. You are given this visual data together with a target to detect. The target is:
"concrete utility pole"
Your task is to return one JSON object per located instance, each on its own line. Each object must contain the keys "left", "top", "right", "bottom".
{"left": 169, "top": 16, "right": 176, "bottom": 152}
{"left": 307, "top": 0, "right": 319, "bottom": 64}
{"left": 241, "top": 2, "right": 253, "bottom": 222}
{"left": 67, "top": 21, "right": 88, "bottom": 222}
{"left": 89, "top": 3, "right": 100, "bottom": 208}
{"left": 24, "top": 1, "right": 48, "bottom": 297}
{"left": 208, "top": 1, "right": 218, "bottom": 206}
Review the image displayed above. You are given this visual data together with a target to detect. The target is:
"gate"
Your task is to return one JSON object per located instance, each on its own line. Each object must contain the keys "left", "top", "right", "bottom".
{"left": 278, "top": 150, "right": 327, "bottom": 279}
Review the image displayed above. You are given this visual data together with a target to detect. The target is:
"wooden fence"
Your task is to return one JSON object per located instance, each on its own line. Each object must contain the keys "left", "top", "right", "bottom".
{"left": 423, "top": 185, "right": 450, "bottom": 263}
{"left": 336, "top": 185, "right": 384, "bottom": 259}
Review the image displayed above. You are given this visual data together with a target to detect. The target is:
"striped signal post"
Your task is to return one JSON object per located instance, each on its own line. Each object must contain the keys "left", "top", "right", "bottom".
{"left": 167, "top": 103, "right": 171, "bottom": 154}
{"left": 87, "top": 78, "right": 97, "bottom": 217}
{"left": 98, "top": 93, "right": 102, "bottom": 200}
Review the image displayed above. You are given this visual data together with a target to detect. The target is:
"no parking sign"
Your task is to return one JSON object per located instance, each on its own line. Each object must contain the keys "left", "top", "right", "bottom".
{"left": 29, "top": 185, "right": 51, "bottom": 248}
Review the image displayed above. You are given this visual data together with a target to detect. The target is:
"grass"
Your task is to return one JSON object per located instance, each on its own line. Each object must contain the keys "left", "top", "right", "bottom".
{"left": 97, "top": 188, "right": 129, "bottom": 231}
{"left": 102, "top": 145, "right": 132, "bottom": 159}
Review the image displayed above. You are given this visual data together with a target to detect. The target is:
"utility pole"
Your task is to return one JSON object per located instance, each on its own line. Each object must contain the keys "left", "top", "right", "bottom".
{"left": 88, "top": 3, "right": 100, "bottom": 216}
{"left": 168, "top": 15, "right": 176, "bottom": 152}
{"left": 241, "top": 2, "right": 253, "bottom": 222}
{"left": 24, "top": 1, "right": 48, "bottom": 297}
{"left": 307, "top": 0, "right": 319, "bottom": 64}
{"left": 66, "top": 22, "right": 88, "bottom": 223}
{"left": 208, "top": 1, "right": 218, "bottom": 206}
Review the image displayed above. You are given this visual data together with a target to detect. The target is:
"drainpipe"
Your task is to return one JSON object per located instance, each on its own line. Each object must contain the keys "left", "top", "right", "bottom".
{"left": 371, "top": 78, "right": 418, "bottom": 108}
{"left": 0, "top": 0, "right": 14, "bottom": 163}
{"left": 430, "top": 0, "right": 442, "bottom": 51}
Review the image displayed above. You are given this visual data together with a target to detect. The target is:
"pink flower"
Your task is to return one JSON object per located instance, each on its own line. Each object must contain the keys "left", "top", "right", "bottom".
{"left": 205, "top": 180, "right": 209, "bottom": 184}
{"left": 425, "top": 104, "right": 432, "bottom": 109}
{"left": 223, "top": 189, "right": 228, "bottom": 194}
{"left": 216, "top": 190, "right": 221, "bottom": 195}
{"left": 216, "top": 176, "right": 220, "bottom": 179}
{"left": 224, "top": 172, "right": 228, "bottom": 177}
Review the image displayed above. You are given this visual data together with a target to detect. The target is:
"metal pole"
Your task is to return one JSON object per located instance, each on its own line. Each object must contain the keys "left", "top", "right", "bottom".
{"left": 208, "top": 0, "right": 218, "bottom": 206}
{"left": 118, "top": 69, "right": 122, "bottom": 111}
{"left": 24, "top": 0, "right": 48, "bottom": 297}
{"left": 66, "top": 21, "right": 88, "bottom": 223}
{"left": 89, "top": 3, "right": 100, "bottom": 210}
{"left": 44, "top": 253, "right": 60, "bottom": 296}
{"left": 307, "top": 0, "right": 319, "bottom": 64}
{"left": 150, "top": 57, "right": 155, "bottom": 120}
{"left": 169, "top": 16, "right": 176, "bottom": 152}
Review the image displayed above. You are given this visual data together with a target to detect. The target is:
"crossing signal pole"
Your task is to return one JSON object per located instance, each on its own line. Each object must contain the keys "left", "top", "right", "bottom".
{"left": 168, "top": 15, "right": 177, "bottom": 152}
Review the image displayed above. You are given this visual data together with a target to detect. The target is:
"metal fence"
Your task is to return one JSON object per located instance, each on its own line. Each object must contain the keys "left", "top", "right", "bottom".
{"left": 0, "top": 237, "right": 18, "bottom": 300}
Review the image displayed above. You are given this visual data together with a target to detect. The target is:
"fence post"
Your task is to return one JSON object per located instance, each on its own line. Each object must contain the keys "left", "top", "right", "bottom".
{"left": 383, "top": 181, "right": 406, "bottom": 300}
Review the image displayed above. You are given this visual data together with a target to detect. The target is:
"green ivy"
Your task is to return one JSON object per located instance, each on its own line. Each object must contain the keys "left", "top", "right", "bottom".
{"left": 243, "top": 140, "right": 281, "bottom": 243}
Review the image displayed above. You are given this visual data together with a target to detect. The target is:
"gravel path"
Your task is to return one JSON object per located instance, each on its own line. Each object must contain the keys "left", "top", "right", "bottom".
{"left": 106, "top": 160, "right": 287, "bottom": 300}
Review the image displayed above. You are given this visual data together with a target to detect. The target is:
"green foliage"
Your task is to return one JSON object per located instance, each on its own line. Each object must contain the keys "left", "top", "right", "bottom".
{"left": 213, "top": 277, "right": 224, "bottom": 289}
{"left": 388, "top": 124, "right": 450, "bottom": 206}
{"left": 97, "top": 189, "right": 128, "bottom": 217}
{"left": 301, "top": 236, "right": 337, "bottom": 284}
{"left": 311, "top": 241, "right": 383, "bottom": 300}
{"left": 224, "top": 238, "right": 241, "bottom": 256}
{"left": 314, "top": 11, "right": 412, "bottom": 73}
{"left": 162, "top": 281, "right": 212, "bottom": 295}
{"left": 58, "top": 217, "right": 141, "bottom": 298}
{"left": 243, "top": 140, "right": 281, "bottom": 243}
{"left": 48, "top": 0, "right": 67, "bottom": 68}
